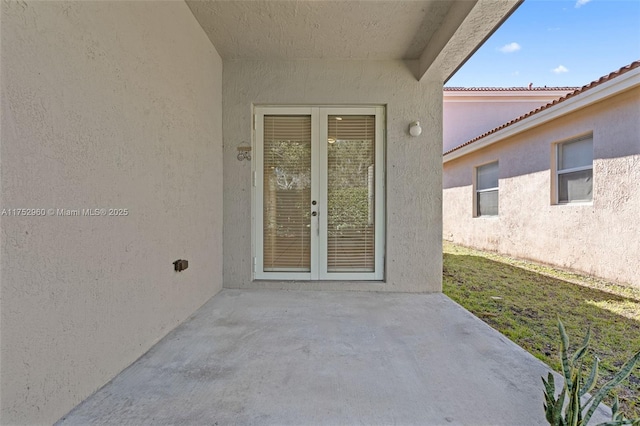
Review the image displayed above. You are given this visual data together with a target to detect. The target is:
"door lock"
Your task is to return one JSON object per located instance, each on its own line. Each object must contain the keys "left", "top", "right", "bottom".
{"left": 311, "top": 211, "right": 318, "bottom": 216}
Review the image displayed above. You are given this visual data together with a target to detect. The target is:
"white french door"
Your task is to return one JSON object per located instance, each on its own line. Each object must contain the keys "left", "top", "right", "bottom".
{"left": 254, "top": 106, "right": 385, "bottom": 281}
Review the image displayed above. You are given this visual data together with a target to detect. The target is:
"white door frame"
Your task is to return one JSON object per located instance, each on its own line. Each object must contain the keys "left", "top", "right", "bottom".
{"left": 253, "top": 106, "right": 385, "bottom": 281}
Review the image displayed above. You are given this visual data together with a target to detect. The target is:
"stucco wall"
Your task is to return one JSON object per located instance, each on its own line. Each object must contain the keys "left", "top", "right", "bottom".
{"left": 443, "top": 98, "right": 566, "bottom": 153}
{"left": 0, "top": 2, "right": 223, "bottom": 424}
{"left": 223, "top": 60, "right": 443, "bottom": 292}
{"left": 443, "top": 87, "right": 640, "bottom": 287}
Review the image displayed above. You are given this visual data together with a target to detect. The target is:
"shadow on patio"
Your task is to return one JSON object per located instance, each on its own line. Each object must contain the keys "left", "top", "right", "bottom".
{"left": 57, "top": 289, "right": 610, "bottom": 425}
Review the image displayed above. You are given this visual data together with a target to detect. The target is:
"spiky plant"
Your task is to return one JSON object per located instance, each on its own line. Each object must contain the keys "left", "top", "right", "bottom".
{"left": 542, "top": 318, "right": 640, "bottom": 426}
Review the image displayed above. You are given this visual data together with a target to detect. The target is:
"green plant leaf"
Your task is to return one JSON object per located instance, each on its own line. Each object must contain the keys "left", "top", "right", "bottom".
{"left": 553, "top": 386, "right": 566, "bottom": 426}
{"left": 572, "top": 327, "right": 591, "bottom": 364}
{"left": 543, "top": 374, "right": 559, "bottom": 424}
{"left": 594, "top": 421, "right": 637, "bottom": 426}
{"left": 611, "top": 395, "right": 621, "bottom": 421}
{"left": 583, "top": 350, "right": 640, "bottom": 425}
{"left": 580, "top": 356, "right": 599, "bottom": 398}
{"left": 544, "top": 373, "right": 556, "bottom": 398}
{"left": 558, "top": 319, "right": 573, "bottom": 395}
{"left": 567, "top": 376, "right": 582, "bottom": 426}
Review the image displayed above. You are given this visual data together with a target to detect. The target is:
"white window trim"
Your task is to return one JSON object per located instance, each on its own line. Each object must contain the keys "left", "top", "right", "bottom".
{"left": 253, "top": 106, "right": 385, "bottom": 281}
{"left": 553, "top": 134, "right": 593, "bottom": 205}
{"left": 474, "top": 161, "right": 499, "bottom": 218}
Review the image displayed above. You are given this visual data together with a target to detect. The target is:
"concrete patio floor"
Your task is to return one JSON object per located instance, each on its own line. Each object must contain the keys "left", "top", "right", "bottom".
{"left": 57, "top": 289, "right": 610, "bottom": 425}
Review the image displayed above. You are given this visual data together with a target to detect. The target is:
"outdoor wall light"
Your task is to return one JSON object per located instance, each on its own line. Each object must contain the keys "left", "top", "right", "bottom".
{"left": 409, "top": 121, "right": 422, "bottom": 137}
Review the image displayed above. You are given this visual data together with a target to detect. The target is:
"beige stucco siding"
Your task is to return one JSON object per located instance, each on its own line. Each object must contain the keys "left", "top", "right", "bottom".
{"left": 223, "top": 60, "right": 443, "bottom": 292}
{"left": 443, "top": 87, "right": 640, "bottom": 287}
{"left": 0, "top": 2, "right": 223, "bottom": 424}
{"left": 443, "top": 98, "right": 569, "bottom": 153}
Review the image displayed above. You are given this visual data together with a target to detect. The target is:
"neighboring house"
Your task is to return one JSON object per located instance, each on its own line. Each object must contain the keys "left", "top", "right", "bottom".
{"left": 443, "top": 86, "right": 577, "bottom": 153}
{"left": 443, "top": 61, "right": 640, "bottom": 288}
{"left": 0, "top": 1, "right": 520, "bottom": 424}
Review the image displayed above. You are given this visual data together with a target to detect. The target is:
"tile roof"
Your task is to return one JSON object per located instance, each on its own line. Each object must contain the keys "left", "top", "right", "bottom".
{"left": 444, "top": 60, "right": 640, "bottom": 156}
{"left": 444, "top": 86, "right": 577, "bottom": 91}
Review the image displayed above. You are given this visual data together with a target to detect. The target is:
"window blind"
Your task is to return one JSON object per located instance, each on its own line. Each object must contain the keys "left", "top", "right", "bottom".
{"left": 477, "top": 162, "right": 499, "bottom": 191}
{"left": 476, "top": 161, "right": 498, "bottom": 216}
{"left": 326, "top": 115, "right": 376, "bottom": 272}
{"left": 559, "top": 170, "right": 592, "bottom": 202}
{"left": 558, "top": 136, "right": 593, "bottom": 203}
{"left": 263, "top": 115, "right": 312, "bottom": 272}
{"left": 559, "top": 137, "right": 593, "bottom": 170}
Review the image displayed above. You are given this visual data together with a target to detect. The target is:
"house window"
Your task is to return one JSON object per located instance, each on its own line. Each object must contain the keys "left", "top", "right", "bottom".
{"left": 475, "top": 161, "right": 498, "bottom": 217}
{"left": 555, "top": 135, "right": 593, "bottom": 203}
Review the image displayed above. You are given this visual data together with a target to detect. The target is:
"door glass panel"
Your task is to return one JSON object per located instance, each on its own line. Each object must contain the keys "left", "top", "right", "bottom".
{"left": 263, "top": 115, "right": 312, "bottom": 272}
{"left": 326, "top": 115, "right": 375, "bottom": 272}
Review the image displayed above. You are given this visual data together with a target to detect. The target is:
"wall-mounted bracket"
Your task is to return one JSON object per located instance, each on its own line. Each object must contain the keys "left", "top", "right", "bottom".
{"left": 173, "top": 259, "right": 189, "bottom": 272}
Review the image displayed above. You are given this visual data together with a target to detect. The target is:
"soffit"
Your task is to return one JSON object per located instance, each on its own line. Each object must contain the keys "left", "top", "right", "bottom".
{"left": 186, "top": 0, "right": 453, "bottom": 60}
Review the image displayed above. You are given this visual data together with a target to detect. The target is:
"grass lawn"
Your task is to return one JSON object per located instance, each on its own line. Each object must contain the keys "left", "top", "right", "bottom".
{"left": 443, "top": 241, "right": 640, "bottom": 418}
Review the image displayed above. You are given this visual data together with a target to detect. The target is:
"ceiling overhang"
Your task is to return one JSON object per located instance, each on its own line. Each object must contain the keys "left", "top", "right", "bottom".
{"left": 187, "top": 0, "right": 521, "bottom": 81}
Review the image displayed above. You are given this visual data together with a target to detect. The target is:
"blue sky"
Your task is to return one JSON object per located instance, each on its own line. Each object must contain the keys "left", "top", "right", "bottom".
{"left": 446, "top": 0, "right": 640, "bottom": 88}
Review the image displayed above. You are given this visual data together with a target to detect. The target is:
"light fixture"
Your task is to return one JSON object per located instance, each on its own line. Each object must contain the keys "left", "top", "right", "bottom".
{"left": 409, "top": 121, "right": 422, "bottom": 137}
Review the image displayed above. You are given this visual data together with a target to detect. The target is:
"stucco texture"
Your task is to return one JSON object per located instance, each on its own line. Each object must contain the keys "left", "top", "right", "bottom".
{"left": 223, "top": 60, "right": 443, "bottom": 293}
{"left": 0, "top": 1, "right": 223, "bottom": 424}
{"left": 443, "top": 87, "right": 640, "bottom": 287}
{"left": 443, "top": 97, "right": 571, "bottom": 153}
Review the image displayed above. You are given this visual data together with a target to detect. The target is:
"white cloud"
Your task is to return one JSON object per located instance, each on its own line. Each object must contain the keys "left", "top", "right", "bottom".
{"left": 499, "top": 42, "right": 521, "bottom": 53}
{"left": 552, "top": 65, "right": 569, "bottom": 74}
{"left": 575, "top": 0, "right": 591, "bottom": 8}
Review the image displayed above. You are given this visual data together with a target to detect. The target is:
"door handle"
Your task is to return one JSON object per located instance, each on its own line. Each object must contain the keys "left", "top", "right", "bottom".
{"left": 312, "top": 210, "right": 319, "bottom": 235}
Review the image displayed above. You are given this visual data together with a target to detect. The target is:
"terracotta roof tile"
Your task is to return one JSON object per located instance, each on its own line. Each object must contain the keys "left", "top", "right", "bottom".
{"left": 444, "top": 60, "right": 640, "bottom": 156}
{"left": 444, "top": 86, "right": 578, "bottom": 91}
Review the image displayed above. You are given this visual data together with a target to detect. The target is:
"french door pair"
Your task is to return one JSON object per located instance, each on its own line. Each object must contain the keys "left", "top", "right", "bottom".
{"left": 254, "top": 106, "right": 385, "bottom": 281}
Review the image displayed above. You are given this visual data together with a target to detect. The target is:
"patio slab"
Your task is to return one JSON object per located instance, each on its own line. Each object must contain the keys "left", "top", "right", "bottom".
{"left": 57, "top": 289, "right": 610, "bottom": 425}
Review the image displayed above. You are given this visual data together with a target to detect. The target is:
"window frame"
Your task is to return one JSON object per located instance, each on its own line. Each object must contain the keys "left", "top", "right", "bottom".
{"left": 473, "top": 160, "right": 499, "bottom": 218}
{"left": 553, "top": 134, "right": 593, "bottom": 205}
